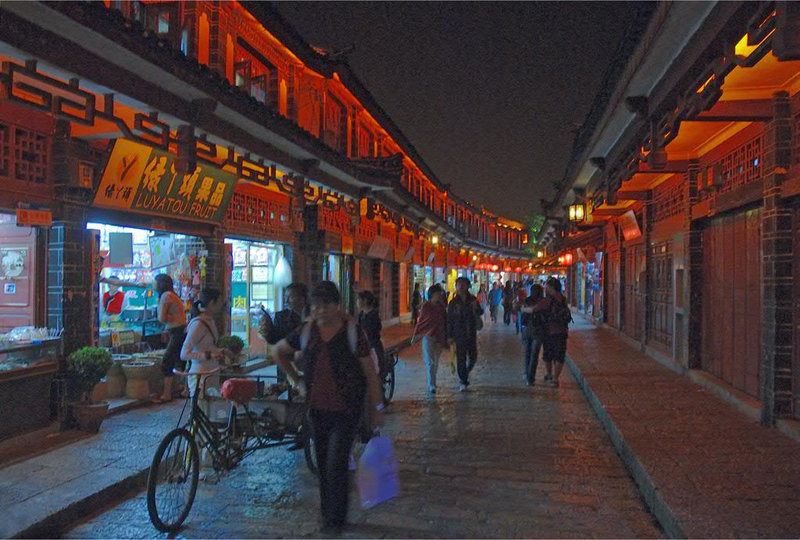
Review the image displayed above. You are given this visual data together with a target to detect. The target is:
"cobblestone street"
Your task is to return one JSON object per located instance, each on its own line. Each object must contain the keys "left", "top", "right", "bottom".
{"left": 66, "top": 322, "right": 659, "bottom": 539}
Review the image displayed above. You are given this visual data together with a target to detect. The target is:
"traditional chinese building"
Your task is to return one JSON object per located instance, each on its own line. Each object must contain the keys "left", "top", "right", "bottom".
{"left": 0, "top": 1, "right": 533, "bottom": 437}
{"left": 539, "top": 1, "right": 800, "bottom": 426}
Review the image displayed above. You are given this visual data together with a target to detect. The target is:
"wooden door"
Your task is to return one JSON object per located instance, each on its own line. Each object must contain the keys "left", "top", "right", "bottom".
{"left": 647, "top": 241, "right": 674, "bottom": 352}
{"left": 794, "top": 206, "right": 800, "bottom": 419}
{"left": 0, "top": 220, "right": 38, "bottom": 332}
{"left": 701, "top": 209, "right": 762, "bottom": 398}
{"left": 624, "top": 243, "right": 645, "bottom": 341}
{"left": 607, "top": 249, "right": 621, "bottom": 328}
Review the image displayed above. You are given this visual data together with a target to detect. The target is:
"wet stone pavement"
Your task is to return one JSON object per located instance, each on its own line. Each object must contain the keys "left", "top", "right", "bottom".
{"left": 66, "top": 322, "right": 660, "bottom": 539}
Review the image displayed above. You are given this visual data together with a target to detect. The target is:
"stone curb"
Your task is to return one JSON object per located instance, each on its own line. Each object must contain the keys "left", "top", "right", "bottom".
{"left": 11, "top": 469, "right": 148, "bottom": 538}
{"left": 565, "top": 353, "right": 685, "bottom": 539}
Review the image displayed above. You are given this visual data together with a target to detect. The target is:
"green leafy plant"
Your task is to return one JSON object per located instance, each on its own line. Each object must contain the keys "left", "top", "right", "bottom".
{"left": 67, "top": 347, "right": 113, "bottom": 402}
{"left": 217, "top": 335, "right": 245, "bottom": 356}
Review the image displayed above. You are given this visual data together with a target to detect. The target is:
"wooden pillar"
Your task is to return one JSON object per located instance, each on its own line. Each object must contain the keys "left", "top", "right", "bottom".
{"left": 685, "top": 159, "right": 703, "bottom": 369}
{"left": 761, "top": 91, "right": 794, "bottom": 425}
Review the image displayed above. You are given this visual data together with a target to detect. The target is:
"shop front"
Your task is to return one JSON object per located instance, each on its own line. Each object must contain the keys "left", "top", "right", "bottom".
{"left": 89, "top": 138, "right": 237, "bottom": 357}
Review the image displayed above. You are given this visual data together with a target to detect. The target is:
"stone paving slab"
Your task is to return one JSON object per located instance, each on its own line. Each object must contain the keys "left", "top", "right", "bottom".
{"left": 566, "top": 315, "right": 800, "bottom": 539}
{"left": 66, "top": 321, "right": 659, "bottom": 539}
{"left": 1, "top": 324, "right": 416, "bottom": 539}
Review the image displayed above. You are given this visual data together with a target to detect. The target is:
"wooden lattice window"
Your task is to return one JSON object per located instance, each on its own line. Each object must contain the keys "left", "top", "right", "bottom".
{"left": 0, "top": 123, "right": 49, "bottom": 185}
{"left": 715, "top": 136, "right": 762, "bottom": 194}
{"left": 651, "top": 181, "right": 685, "bottom": 222}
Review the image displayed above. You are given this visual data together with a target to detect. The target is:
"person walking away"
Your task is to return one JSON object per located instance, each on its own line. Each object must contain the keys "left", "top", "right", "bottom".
{"left": 513, "top": 282, "right": 528, "bottom": 335}
{"left": 488, "top": 282, "right": 502, "bottom": 324}
{"left": 153, "top": 274, "right": 187, "bottom": 403}
{"left": 447, "top": 277, "right": 483, "bottom": 391}
{"left": 260, "top": 283, "right": 308, "bottom": 382}
{"left": 413, "top": 284, "right": 447, "bottom": 395}
{"left": 273, "top": 281, "right": 383, "bottom": 536}
{"left": 520, "top": 284, "right": 546, "bottom": 386}
{"left": 410, "top": 283, "right": 422, "bottom": 327}
{"left": 476, "top": 284, "right": 488, "bottom": 325}
{"left": 501, "top": 281, "right": 514, "bottom": 325}
{"left": 522, "top": 277, "right": 571, "bottom": 387}
{"left": 357, "top": 291, "right": 385, "bottom": 376}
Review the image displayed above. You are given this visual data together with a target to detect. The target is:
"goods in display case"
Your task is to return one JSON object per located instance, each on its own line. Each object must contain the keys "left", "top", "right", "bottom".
{"left": 0, "top": 327, "right": 62, "bottom": 441}
{"left": 89, "top": 223, "right": 206, "bottom": 351}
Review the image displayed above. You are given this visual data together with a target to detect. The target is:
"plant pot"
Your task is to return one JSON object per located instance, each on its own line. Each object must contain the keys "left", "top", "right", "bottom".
{"left": 121, "top": 361, "right": 156, "bottom": 400}
{"left": 72, "top": 400, "right": 110, "bottom": 432}
{"left": 106, "top": 354, "right": 132, "bottom": 398}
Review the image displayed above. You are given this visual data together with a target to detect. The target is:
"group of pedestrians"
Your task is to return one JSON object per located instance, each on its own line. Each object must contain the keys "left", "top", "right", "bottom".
{"left": 151, "top": 271, "right": 568, "bottom": 536}
{"left": 413, "top": 276, "right": 484, "bottom": 394}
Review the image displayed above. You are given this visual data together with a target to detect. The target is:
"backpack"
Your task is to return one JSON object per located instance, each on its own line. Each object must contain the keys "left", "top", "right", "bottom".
{"left": 299, "top": 316, "right": 379, "bottom": 374}
{"left": 548, "top": 296, "right": 573, "bottom": 327}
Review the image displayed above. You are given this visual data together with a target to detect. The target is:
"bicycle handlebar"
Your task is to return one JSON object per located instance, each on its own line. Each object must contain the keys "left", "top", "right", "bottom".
{"left": 173, "top": 367, "right": 221, "bottom": 377}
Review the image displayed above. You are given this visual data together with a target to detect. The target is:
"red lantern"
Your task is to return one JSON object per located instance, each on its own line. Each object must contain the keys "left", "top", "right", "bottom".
{"left": 492, "top": 265, "right": 499, "bottom": 271}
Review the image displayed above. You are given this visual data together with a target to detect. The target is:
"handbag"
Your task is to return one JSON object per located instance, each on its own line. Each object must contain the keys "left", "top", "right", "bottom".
{"left": 356, "top": 435, "right": 399, "bottom": 509}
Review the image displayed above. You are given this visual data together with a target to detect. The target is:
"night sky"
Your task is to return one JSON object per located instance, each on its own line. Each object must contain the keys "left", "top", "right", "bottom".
{"left": 274, "top": 2, "right": 639, "bottom": 222}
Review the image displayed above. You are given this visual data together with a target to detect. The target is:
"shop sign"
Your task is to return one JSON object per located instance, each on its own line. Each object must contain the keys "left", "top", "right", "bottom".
{"left": 15, "top": 208, "right": 52, "bottom": 227}
{"left": 95, "top": 139, "right": 238, "bottom": 223}
{"left": 619, "top": 210, "right": 642, "bottom": 242}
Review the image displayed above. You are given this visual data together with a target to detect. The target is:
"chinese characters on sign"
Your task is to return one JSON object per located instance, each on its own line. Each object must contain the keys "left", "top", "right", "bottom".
{"left": 94, "top": 139, "right": 238, "bottom": 223}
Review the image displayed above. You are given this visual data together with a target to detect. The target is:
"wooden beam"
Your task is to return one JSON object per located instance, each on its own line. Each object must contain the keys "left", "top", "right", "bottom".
{"left": 636, "top": 160, "right": 689, "bottom": 173}
{"left": 591, "top": 208, "right": 629, "bottom": 217}
{"left": 616, "top": 189, "right": 649, "bottom": 201}
{"left": 694, "top": 99, "right": 772, "bottom": 122}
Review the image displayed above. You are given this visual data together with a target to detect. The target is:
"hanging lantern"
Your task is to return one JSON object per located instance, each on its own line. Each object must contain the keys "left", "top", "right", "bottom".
{"left": 568, "top": 203, "right": 585, "bottom": 222}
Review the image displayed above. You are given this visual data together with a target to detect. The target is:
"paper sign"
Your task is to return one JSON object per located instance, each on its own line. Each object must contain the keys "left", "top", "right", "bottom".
{"left": 16, "top": 209, "right": 52, "bottom": 227}
{"left": 619, "top": 210, "right": 642, "bottom": 242}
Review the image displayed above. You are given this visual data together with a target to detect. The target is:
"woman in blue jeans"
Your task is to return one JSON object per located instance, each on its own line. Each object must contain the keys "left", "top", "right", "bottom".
{"left": 520, "top": 284, "right": 546, "bottom": 386}
{"left": 412, "top": 284, "right": 447, "bottom": 395}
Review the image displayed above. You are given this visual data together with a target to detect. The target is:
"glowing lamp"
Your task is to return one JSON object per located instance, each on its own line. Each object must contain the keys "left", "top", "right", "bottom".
{"left": 564, "top": 253, "right": 573, "bottom": 266}
{"left": 472, "top": 255, "right": 477, "bottom": 261}
{"left": 431, "top": 235, "right": 439, "bottom": 245}
{"left": 492, "top": 265, "right": 499, "bottom": 271}
{"left": 536, "top": 250, "right": 544, "bottom": 258}
{"left": 568, "top": 203, "right": 585, "bottom": 222}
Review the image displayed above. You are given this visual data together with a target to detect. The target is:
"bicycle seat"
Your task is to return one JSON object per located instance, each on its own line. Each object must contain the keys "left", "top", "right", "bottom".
{"left": 221, "top": 378, "right": 258, "bottom": 406}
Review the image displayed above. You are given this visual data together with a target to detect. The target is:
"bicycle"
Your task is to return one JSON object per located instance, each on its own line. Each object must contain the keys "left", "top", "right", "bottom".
{"left": 145, "top": 367, "right": 312, "bottom": 533}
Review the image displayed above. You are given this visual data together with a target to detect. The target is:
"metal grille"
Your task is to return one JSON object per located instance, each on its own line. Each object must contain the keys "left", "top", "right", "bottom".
{"left": 0, "top": 123, "right": 49, "bottom": 184}
{"left": 647, "top": 241, "right": 673, "bottom": 350}
{"left": 651, "top": 181, "right": 685, "bottom": 222}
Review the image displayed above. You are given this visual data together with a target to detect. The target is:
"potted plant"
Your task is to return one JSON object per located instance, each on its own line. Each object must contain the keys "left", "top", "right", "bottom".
{"left": 67, "top": 346, "right": 113, "bottom": 432}
{"left": 217, "top": 335, "right": 245, "bottom": 366}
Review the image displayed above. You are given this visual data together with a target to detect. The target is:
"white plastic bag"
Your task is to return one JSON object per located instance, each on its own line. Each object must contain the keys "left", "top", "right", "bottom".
{"left": 356, "top": 435, "right": 399, "bottom": 509}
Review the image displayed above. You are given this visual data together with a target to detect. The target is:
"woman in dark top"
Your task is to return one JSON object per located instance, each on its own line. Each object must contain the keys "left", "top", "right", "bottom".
{"left": 357, "top": 290, "right": 385, "bottom": 376}
{"left": 520, "top": 284, "right": 546, "bottom": 386}
{"left": 274, "top": 281, "right": 383, "bottom": 535}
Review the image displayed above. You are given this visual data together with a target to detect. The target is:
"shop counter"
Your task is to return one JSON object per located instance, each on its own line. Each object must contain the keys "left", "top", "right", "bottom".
{"left": 0, "top": 339, "right": 61, "bottom": 441}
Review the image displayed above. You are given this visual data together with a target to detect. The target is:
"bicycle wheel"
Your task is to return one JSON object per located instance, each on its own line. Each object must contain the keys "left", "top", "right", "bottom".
{"left": 381, "top": 360, "right": 396, "bottom": 405}
{"left": 302, "top": 417, "right": 318, "bottom": 476}
{"left": 146, "top": 428, "right": 200, "bottom": 533}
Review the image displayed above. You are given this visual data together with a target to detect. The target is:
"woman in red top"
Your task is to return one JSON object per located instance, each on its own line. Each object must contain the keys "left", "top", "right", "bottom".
{"left": 274, "top": 281, "right": 383, "bottom": 535}
{"left": 413, "top": 284, "right": 447, "bottom": 395}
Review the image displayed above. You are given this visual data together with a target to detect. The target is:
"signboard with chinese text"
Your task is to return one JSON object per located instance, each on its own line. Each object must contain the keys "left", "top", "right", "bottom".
{"left": 95, "top": 139, "right": 238, "bottom": 223}
{"left": 16, "top": 209, "right": 52, "bottom": 227}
